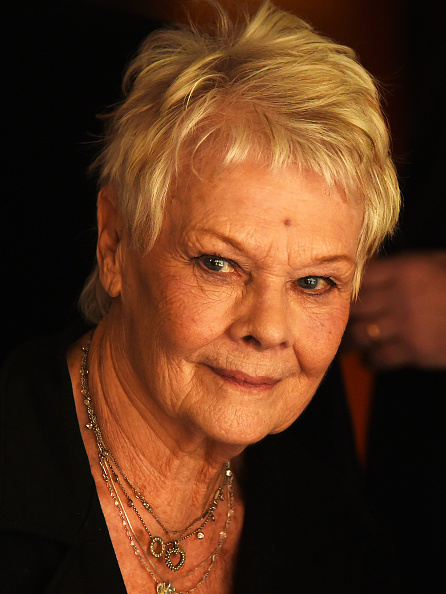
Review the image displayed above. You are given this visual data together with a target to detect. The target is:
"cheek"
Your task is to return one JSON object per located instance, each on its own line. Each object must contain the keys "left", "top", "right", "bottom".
{"left": 295, "top": 302, "right": 350, "bottom": 372}
{"left": 147, "top": 274, "right": 238, "bottom": 354}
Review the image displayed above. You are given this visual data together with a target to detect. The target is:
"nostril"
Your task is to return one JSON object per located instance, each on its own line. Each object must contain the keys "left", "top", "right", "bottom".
{"left": 242, "top": 334, "right": 289, "bottom": 350}
{"left": 242, "top": 335, "right": 260, "bottom": 346}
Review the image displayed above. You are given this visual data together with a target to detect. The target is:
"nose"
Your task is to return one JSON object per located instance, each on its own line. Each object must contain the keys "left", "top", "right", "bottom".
{"left": 228, "top": 283, "right": 293, "bottom": 351}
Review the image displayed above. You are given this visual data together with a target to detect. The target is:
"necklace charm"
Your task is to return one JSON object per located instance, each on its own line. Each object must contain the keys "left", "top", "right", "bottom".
{"left": 150, "top": 536, "right": 166, "bottom": 558}
{"left": 165, "top": 541, "right": 186, "bottom": 572}
{"left": 157, "top": 583, "right": 175, "bottom": 594}
{"left": 214, "top": 487, "right": 224, "bottom": 502}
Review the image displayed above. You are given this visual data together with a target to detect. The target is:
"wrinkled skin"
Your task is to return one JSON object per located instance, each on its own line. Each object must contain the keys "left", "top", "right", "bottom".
{"left": 98, "top": 160, "right": 364, "bottom": 452}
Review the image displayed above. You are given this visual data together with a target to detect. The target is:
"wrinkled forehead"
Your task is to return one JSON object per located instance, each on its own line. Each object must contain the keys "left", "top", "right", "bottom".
{"left": 165, "top": 156, "right": 364, "bottom": 247}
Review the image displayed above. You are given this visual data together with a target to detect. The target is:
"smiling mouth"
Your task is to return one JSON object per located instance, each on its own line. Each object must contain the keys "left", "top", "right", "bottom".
{"left": 207, "top": 366, "right": 281, "bottom": 390}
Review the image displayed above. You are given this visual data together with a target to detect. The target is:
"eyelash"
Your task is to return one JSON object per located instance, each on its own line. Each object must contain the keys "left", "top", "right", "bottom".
{"left": 194, "top": 253, "right": 238, "bottom": 274}
{"left": 194, "top": 253, "right": 337, "bottom": 295}
{"left": 295, "top": 276, "right": 337, "bottom": 295}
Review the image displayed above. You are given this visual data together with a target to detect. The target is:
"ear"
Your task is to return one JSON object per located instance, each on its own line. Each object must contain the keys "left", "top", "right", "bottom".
{"left": 97, "top": 187, "right": 124, "bottom": 298}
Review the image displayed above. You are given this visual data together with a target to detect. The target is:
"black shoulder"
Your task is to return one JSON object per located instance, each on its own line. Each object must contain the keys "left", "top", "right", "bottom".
{"left": 0, "top": 327, "right": 93, "bottom": 541}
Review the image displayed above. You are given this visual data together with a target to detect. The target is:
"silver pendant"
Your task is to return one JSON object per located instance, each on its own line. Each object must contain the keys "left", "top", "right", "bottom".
{"left": 164, "top": 541, "right": 186, "bottom": 572}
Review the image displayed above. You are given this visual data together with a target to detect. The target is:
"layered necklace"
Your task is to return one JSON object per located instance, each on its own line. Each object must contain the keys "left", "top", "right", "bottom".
{"left": 80, "top": 334, "right": 234, "bottom": 593}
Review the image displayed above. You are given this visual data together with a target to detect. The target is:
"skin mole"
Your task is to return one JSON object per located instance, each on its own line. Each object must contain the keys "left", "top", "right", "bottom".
{"left": 284, "top": 218, "right": 292, "bottom": 227}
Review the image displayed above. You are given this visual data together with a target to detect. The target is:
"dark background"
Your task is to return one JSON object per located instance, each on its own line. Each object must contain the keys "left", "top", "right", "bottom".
{"left": 2, "top": 0, "right": 159, "bottom": 361}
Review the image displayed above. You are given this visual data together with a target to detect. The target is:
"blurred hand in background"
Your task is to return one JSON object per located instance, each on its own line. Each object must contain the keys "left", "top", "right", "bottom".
{"left": 345, "top": 251, "right": 446, "bottom": 369}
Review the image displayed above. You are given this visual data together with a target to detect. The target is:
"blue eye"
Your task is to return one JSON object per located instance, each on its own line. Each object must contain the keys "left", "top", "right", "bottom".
{"left": 201, "top": 256, "right": 233, "bottom": 273}
{"left": 297, "top": 276, "right": 333, "bottom": 292}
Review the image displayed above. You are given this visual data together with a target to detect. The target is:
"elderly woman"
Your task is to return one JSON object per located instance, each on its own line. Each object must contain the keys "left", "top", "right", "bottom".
{"left": 1, "top": 2, "right": 400, "bottom": 593}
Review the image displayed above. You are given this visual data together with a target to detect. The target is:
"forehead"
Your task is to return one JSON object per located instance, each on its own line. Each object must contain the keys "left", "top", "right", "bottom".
{"left": 162, "top": 160, "right": 364, "bottom": 269}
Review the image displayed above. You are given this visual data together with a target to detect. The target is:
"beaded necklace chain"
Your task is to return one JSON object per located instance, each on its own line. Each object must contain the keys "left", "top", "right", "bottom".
{"left": 107, "top": 447, "right": 229, "bottom": 544}
{"left": 80, "top": 334, "right": 234, "bottom": 593}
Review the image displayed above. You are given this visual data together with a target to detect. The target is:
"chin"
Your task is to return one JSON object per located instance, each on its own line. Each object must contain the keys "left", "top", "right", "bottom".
{"left": 182, "top": 374, "right": 316, "bottom": 448}
{"left": 195, "top": 406, "right": 292, "bottom": 449}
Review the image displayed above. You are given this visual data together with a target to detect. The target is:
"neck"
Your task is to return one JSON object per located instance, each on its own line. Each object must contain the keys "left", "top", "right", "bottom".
{"left": 80, "top": 324, "right": 244, "bottom": 528}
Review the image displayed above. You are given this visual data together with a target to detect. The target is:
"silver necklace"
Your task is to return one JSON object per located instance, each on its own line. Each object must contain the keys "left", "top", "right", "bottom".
{"left": 80, "top": 333, "right": 235, "bottom": 593}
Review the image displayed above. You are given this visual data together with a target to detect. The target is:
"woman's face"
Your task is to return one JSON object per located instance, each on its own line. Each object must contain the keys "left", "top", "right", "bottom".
{"left": 111, "top": 161, "right": 363, "bottom": 447}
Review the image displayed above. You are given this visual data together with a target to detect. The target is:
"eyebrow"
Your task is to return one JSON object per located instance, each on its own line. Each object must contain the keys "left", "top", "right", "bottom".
{"left": 192, "top": 228, "right": 356, "bottom": 266}
{"left": 310, "top": 255, "right": 356, "bottom": 266}
{"left": 193, "top": 228, "right": 246, "bottom": 252}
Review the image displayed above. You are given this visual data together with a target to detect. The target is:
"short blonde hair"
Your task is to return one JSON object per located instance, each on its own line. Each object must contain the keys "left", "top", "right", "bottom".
{"left": 80, "top": 0, "right": 400, "bottom": 323}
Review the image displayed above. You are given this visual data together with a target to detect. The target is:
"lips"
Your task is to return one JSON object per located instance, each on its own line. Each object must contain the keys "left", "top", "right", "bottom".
{"left": 207, "top": 366, "right": 281, "bottom": 390}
